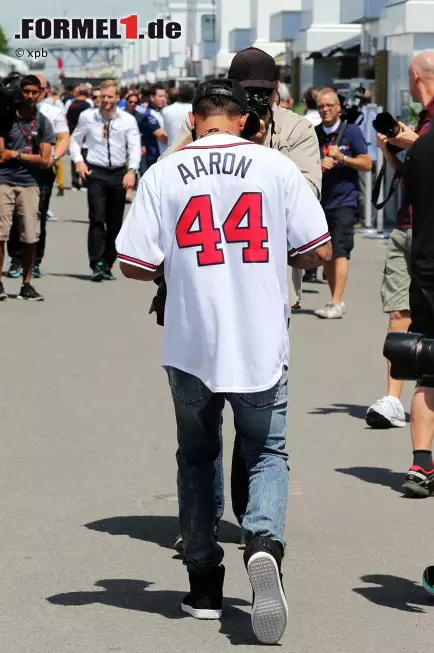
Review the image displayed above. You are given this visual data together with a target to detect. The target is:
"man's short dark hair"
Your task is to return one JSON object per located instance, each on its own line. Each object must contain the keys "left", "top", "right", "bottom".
{"left": 179, "top": 83, "right": 195, "bottom": 103}
{"left": 303, "top": 87, "right": 318, "bottom": 110}
{"left": 193, "top": 95, "right": 243, "bottom": 119}
{"left": 150, "top": 84, "right": 165, "bottom": 96}
{"left": 20, "top": 75, "right": 41, "bottom": 90}
{"left": 127, "top": 93, "right": 140, "bottom": 103}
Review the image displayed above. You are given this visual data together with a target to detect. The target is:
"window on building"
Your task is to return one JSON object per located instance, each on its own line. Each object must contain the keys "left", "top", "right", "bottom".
{"left": 201, "top": 15, "right": 216, "bottom": 43}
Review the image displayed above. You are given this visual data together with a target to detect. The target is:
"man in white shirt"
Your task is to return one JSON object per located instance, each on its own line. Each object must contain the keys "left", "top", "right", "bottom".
{"left": 70, "top": 79, "right": 140, "bottom": 281}
{"left": 162, "top": 83, "right": 195, "bottom": 148}
{"left": 116, "top": 79, "right": 331, "bottom": 645}
{"left": 6, "top": 74, "right": 70, "bottom": 278}
{"left": 303, "top": 87, "right": 322, "bottom": 127}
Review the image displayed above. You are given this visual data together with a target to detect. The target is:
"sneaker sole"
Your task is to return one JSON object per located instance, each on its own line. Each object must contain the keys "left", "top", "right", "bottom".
{"left": 17, "top": 296, "right": 44, "bottom": 301}
{"left": 423, "top": 568, "right": 434, "bottom": 595}
{"left": 402, "top": 480, "right": 431, "bottom": 498}
{"left": 181, "top": 603, "right": 222, "bottom": 619}
{"left": 366, "top": 410, "right": 406, "bottom": 429}
{"left": 247, "top": 552, "right": 288, "bottom": 645}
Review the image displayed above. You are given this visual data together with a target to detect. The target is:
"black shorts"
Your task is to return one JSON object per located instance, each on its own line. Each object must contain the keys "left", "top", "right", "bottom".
{"left": 324, "top": 206, "right": 357, "bottom": 259}
{"left": 409, "top": 282, "right": 434, "bottom": 388}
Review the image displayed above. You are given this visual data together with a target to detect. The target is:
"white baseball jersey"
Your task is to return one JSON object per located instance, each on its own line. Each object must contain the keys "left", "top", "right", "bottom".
{"left": 116, "top": 133, "right": 330, "bottom": 393}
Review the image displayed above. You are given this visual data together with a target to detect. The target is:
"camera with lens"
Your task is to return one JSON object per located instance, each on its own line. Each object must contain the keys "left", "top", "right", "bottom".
{"left": 0, "top": 72, "right": 22, "bottom": 124}
{"left": 384, "top": 333, "right": 434, "bottom": 380}
{"left": 373, "top": 112, "right": 404, "bottom": 154}
{"left": 339, "top": 86, "right": 366, "bottom": 124}
{"left": 246, "top": 90, "right": 271, "bottom": 118}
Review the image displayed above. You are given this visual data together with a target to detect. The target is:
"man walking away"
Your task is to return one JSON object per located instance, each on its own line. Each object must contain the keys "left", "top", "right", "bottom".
{"left": 70, "top": 79, "right": 140, "bottom": 282}
{"left": 162, "top": 83, "right": 195, "bottom": 148}
{"left": 0, "top": 75, "right": 55, "bottom": 301}
{"left": 116, "top": 79, "right": 331, "bottom": 644}
{"left": 314, "top": 88, "right": 372, "bottom": 319}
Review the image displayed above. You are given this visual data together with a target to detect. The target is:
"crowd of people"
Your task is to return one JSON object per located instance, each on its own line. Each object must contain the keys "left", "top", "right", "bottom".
{"left": 1, "top": 45, "right": 434, "bottom": 645}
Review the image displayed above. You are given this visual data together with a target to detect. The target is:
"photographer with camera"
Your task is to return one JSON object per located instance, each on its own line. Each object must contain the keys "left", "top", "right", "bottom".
{"left": 0, "top": 75, "right": 55, "bottom": 302}
{"left": 366, "top": 52, "right": 434, "bottom": 434}
{"left": 314, "top": 88, "right": 372, "bottom": 319}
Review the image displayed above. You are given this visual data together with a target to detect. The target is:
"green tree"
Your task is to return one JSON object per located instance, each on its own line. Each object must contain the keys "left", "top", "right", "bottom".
{"left": 0, "top": 26, "right": 9, "bottom": 54}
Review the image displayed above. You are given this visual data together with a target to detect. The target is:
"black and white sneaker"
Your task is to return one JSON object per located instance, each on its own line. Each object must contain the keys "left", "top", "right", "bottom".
{"left": 423, "top": 566, "right": 434, "bottom": 595}
{"left": 17, "top": 283, "right": 44, "bottom": 302}
{"left": 0, "top": 281, "right": 7, "bottom": 301}
{"left": 402, "top": 466, "right": 434, "bottom": 497}
{"left": 181, "top": 565, "right": 224, "bottom": 619}
{"left": 244, "top": 536, "right": 288, "bottom": 645}
{"left": 173, "top": 534, "right": 184, "bottom": 554}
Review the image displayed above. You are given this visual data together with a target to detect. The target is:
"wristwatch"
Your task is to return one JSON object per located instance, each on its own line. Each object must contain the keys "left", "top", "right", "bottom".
{"left": 128, "top": 168, "right": 137, "bottom": 173}
{"left": 53, "top": 155, "right": 59, "bottom": 162}
{"left": 16, "top": 152, "right": 22, "bottom": 160}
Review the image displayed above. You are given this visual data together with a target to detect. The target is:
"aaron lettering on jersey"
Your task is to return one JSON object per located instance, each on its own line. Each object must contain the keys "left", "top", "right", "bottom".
{"left": 177, "top": 152, "right": 253, "bottom": 185}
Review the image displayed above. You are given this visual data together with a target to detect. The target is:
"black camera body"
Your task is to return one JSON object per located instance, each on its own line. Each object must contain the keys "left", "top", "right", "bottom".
{"left": 246, "top": 90, "right": 270, "bottom": 118}
{"left": 0, "top": 72, "right": 22, "bottom": 124}
{"left": 384, "top": 332, "right": 434, "bottom": 380}
{"left": 373, "top": 112, "right": 403, "bottom": 154}
{"left": 339, "top": 86, "right": 366, "bottom": 124}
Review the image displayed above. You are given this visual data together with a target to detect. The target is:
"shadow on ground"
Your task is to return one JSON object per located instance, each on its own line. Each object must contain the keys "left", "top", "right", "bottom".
{"left": 309, "top": 403, "right": 368, "bottom": 419}
{"left": 353, "top": 574, "right": 434, "bottom": 613}
{"left": 85, "top": 515, "right": 242, "bottom": 549}
{"left": 46, "top": 579, "right": 255, "bottom": 646}
{"left": 48, "top": 273, "right": 93, "bottom": 281}
{"left": 335, "top": 467, "right": 404, "bottom": 493}
{"left": 291, "top": 308, "right": 317, "bottom": 316}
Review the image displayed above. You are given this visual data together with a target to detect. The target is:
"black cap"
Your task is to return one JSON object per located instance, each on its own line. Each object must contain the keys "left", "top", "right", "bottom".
{"left": 228, "top": 47, "right": 278, "bottom": 89}
{"left": 192, "top": 78, "right": 249, "bottom": 113}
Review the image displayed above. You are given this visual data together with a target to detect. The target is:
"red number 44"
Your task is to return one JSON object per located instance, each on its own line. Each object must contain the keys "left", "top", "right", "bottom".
{"left": 176, "top": 193, "right": 269, "bottom": 266}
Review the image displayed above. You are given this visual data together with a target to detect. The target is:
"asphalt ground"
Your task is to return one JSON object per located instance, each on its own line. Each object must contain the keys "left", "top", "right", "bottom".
{"left": 1, "top": 183, "right": 433, "bottom": 652}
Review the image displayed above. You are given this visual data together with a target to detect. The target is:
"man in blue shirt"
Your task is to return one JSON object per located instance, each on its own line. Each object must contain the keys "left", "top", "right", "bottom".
{"left": 314, "top": 88, "right": 372, "bottom": 319}
{"left": 139, "top": 85, "right": 168, "bottom": 175}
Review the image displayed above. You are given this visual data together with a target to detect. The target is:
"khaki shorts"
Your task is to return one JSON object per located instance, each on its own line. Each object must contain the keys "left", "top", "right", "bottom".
{"left": 0, "top": 184, "right": 40, "bottom": 244}
{"left": 380, "top": 227, "right": 412, "bottom": 313}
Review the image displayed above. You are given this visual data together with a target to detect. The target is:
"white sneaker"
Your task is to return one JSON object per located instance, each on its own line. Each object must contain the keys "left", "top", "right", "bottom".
{"left": 366, "top": 396, "right": 407, "bottom": 429}
{"left": 314, "top": 303, "right": 344, "bottom": 319}
{"left": 46, "top": 209, "right": 58, "bottom": 222}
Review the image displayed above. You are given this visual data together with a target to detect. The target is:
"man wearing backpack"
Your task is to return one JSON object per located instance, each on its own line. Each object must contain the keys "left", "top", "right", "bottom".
{"left": 6, "top": 74, "right": 70, "bottom": 279}
{"left": 0, "top": 75, "right": 55, "bottom": 301}
{"left": 66, "top": 86, "right": 91, "bottom": 190}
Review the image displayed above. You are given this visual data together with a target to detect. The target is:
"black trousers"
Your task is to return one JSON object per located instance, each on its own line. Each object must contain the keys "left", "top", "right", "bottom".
{"left": 87, "top": 165, "right": 126, "bottom": 270}
{"left": 8, "top": 169, "right": 55, "bottom": 266}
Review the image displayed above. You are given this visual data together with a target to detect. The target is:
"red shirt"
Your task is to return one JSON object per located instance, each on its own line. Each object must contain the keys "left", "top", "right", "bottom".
{"left": 396, "top": 95, "right": 434, "bottom": 229}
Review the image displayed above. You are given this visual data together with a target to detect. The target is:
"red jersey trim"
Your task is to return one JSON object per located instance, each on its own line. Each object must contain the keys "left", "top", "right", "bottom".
{"left": 180, "top": 142, "right": 257, "bottom": 151}
{"left": 288, "top": 232, "right": 331, "bottom": 257}
{"left": 118, "top": 253, "right": 158, "bottom": 270}
{"left": 297, "top": 232, "right": 331, "bottom": 253}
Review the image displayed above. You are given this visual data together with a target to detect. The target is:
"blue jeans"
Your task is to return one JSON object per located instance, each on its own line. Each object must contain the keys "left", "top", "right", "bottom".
{"left": 176, "top": 417, "right": 225, "bottom": 523}
{"left": 167, "top": 366, "right": 289, "bottom": 572}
